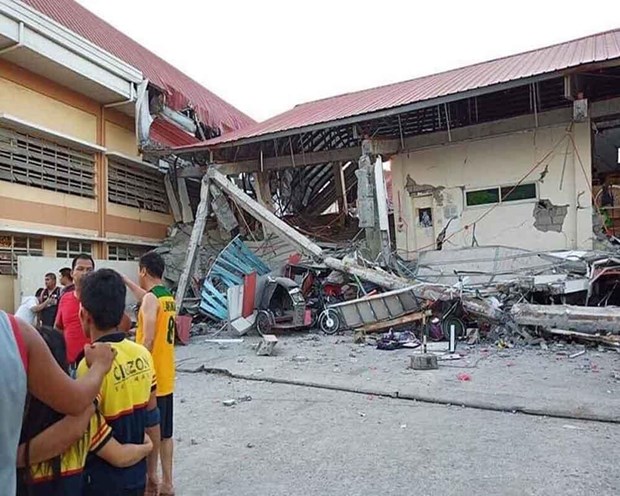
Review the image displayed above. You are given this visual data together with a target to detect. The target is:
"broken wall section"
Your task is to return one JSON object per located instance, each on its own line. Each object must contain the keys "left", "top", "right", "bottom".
{"left": 391, "top": 121, "right": 593, "bottom": 257}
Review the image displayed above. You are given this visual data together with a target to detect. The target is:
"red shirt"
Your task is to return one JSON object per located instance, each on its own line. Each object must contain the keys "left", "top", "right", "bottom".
{"left": 55, "top": 289, "right": 90, "bottom": 364}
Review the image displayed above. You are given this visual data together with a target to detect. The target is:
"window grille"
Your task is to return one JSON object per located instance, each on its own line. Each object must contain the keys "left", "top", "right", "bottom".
{"left": 0, "top": 127, "right": 95, "bottom": 197}
{"left": 108, "top": 159, "right": 168, "bottom": 213}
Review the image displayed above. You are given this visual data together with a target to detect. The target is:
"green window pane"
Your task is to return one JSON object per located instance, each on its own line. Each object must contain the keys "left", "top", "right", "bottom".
{"left": 466, "top": 188, "right": 499, "bottom": 206}
{"left": 501, "top": 183, "right": 536, "bottom": 202}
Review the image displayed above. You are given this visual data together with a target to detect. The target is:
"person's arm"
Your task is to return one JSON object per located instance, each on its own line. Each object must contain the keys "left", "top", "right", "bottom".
{"left": 123, "top": 275, "right": 148, "bottom": 302}
{"left": 30, "top": 299, "right": 50, "bottom": 313}
{"left": 140, "top": 293, "right": 158, "bottom": 351}
{"left": 16, "top": 404, "right": 94, "bottom": 467}
{"left": 18, "top": 318, "right": 114, "bottom": 415}
{"left": 54, "top": 299, "right": 64, "bottom": 331}
{"left": 97, "top": 434, "right": 153, "bottom": 468}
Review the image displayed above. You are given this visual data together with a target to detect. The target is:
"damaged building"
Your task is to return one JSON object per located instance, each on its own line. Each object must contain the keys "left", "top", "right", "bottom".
{"left": 0, "top": 0, "right": 253, "bottom": 311}
{"left": 149, "top": 29, "right": 620, "bottom": 345}
{"left": 168, "top": 29, "right": 620, "bottom": 262}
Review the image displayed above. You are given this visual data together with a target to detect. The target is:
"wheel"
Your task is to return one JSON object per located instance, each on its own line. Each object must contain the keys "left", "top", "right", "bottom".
{"left": 318, "top": 309, "right": 340, "bottom": 335}
{"left": 442, "top": 316, "right": 466, "bottom": 340}
{"left": 256, "top": 310, "right": 273, "bottom": 336}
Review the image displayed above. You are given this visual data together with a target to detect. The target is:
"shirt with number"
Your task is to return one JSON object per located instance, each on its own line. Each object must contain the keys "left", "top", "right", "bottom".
{"left": 136, "top": 285, "right": 176, "bottom": 396}
{"left": 23, "top": 410, "right": 112, "bottom": 496}
{"left": 77, "top": 333, "right": 156, "bottom": 493}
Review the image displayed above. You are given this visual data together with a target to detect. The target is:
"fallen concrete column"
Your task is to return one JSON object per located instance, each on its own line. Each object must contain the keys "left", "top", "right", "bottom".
{"left": 511, "top": 303, "right": 620, "bottom": 333}
{"left": 408, "top": 283, "right": 505, "bottom": 321}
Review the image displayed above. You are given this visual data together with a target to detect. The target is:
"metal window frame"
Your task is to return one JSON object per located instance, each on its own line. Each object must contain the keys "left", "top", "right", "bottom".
{"left": 0, "top": 233, "right": 43, "bottom": 275}
{"left": 465, "top": 182, "right": 538, "bottom": 208}
{"left": 108, "top": 243, "right": 149, "bottom": 261}
{"left": 56, "top": 238, "right": 92, "bottom": 258}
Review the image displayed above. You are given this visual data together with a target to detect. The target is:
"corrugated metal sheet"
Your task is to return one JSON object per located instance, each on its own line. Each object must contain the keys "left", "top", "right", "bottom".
{"left": 149, "top": 118, "right": 199, "bottom": 148}
{"left": 21, "top": 0, "right": 255, "bottom": 134}
{"left": 177, "top": 29, "right": 620, "bottom": 150}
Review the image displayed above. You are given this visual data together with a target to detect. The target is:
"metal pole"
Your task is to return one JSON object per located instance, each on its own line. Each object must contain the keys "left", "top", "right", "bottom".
{"left": 449, "top": 323, "right": 456, "bottom": 354}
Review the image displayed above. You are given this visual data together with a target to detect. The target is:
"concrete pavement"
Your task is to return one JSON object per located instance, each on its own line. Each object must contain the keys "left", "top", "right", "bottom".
{"left": 176, "top": 332, "right": 620, "bottom": 422}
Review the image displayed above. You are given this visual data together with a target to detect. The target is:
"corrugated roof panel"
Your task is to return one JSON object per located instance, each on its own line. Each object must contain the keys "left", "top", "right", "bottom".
{"left": 150, "top": 118, "right": 199, "bottom": 148}
{"left": 21, "top": 0, "right": 256, "bottom": 137}
{"left": 174, "top": 28, "right": 620, "bottom": 151}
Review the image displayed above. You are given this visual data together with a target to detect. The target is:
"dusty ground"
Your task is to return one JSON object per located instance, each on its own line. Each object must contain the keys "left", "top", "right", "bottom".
{"left": 173, "top": 373, "right": 620, "bottom": 496}
{"left": 176, "top": 331, "right": 620, "bottom": 421}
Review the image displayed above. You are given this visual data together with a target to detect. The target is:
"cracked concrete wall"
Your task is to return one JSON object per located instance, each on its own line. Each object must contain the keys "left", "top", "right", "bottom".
{"left": 391, "top": 121, "right": 593, "bottom": 258}
{"left": 533, "top": 200, "right": 568, "bottom": 232}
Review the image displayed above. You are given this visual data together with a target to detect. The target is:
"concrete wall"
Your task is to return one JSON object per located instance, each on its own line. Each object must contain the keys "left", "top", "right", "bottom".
{"left": 0, "top": 60, "right": 171, "bottom": 311}
{"left": 16, "top": 256, "right": 140, "bottom": 311}
{"left": 391, "top": 121, "right": 593, "bottom": 258}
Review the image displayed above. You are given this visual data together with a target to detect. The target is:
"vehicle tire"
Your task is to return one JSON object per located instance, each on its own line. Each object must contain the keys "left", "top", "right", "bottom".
{"left": 441, "top": 315, "right": 466, "bottom": 340}
{"left": 256, "top": 310, "right": 273, "bottom": 336}
{"left": 319, "top": 309, "right": 340, "bottom": 335}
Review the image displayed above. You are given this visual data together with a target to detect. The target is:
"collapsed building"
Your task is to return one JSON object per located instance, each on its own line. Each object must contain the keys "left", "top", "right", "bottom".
{"left": 155, "top": 29, "right": 620, "bottom": 347}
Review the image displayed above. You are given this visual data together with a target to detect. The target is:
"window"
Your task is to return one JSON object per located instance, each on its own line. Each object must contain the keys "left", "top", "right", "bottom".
{"left": 0, "top": 234, "right": 43, "bottom": 275}
{"left": 466, "top": 183, "right": 537, "bottom": 207}
{"left": 501, "top": 183, "right": 537, "bottom": 203}
{"left": 108, "top": 160, "right": 169, "bottom": 213}
{"left": 0, "top": 127, "right": 95, "bottom": 197}
{"left": 56, "top": 239, "right": 92, "bottom": 258}
{"left": 418, "top": 208, "right": 433, "bottom": 227}
{"left": 108, "top": 244, "right": 150, "bottom": 261}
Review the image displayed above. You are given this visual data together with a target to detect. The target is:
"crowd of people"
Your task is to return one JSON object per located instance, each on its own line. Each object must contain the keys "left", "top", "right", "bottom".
{"left": 1, "top": 251, "right": 177, "bottom": 496}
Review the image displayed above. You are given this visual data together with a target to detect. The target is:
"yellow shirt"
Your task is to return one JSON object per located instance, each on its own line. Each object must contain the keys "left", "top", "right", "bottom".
{"left": 137, "top": 285, "right": 176, "bottom": 396}
{"left": 27, "top": 410, "right": 112, "bottom": 495}
{"left": 76, "top": 334, "right": 156, "bottom": 492}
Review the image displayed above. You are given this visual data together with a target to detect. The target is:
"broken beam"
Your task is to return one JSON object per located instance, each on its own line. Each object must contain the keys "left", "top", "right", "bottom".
{"left": 208, "top": 168, "right": 324, "bottom": 259}
{"left": 175, "top": 176, "right": 211, "bottom": 311}
{"left": 511, "top": 303, "right": 620, "bottom": 334}
{"left": 181, "top": 140, "right": 400, "bottom": 176}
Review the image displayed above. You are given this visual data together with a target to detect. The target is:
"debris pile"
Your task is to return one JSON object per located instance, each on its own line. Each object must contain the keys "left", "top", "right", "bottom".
{"left": 161, "top": 171, "right": 620, "bottom": 351}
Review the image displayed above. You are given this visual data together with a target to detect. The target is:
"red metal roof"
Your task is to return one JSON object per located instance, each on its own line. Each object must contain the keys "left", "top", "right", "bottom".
{"left": 21, "top": 0, "right": 255, "bottom": 135}
{"left": 149, "top": 118, "right": 199, "bottom": 148}
{"left": 176, "top": 28, "right": 620, "bottom": 151}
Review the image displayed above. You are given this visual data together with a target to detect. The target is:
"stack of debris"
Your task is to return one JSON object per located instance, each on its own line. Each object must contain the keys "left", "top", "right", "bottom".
{"left": 158, "top": 170, "right": 620, "bottom": 350}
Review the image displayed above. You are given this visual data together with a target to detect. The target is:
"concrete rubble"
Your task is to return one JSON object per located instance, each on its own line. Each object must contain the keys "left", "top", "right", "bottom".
{"left": 158, "top": 168, "right": 620, "bottom": 350}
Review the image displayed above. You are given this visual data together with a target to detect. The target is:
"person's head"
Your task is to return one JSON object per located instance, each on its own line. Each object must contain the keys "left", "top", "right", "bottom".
{"left": 59, "top": 267, "right": 73, "bottom": 286}
{"left": 35, "top": 287, "right": 44, "bottom": 299}
{"left": 71, "top": 253, "right": 95, "bottom": 289}
{"left": 138, "top": 251, "right": 165, "bottom": 289}
{"left": 44, "top": 272, "right": 56, "bottom": 290}
{"left": 79, "top": 269, "right": 126, "bottom": 337}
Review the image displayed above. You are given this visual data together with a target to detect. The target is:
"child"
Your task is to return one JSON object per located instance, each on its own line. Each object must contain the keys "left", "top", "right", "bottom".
{"left": 17, "top": 327, "right": 153, "bottom": 496}
{"left": 77, "top": 269, "right": 159, "bottom": 496}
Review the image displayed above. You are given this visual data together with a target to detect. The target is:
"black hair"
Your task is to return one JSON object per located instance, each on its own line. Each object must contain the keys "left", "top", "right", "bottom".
{"left": 139, "top": 251, "right": 165, "bottom": 279}
{"left": 71, "top": 253, "right": 95, "bottom": 270}
{"left": 18, "top": 327, "right": 68, "bottom": 494}
{"left": 80, "top": 269, "right": 126, "bottom": 330}
{"left": 45, "top": 272, "right": 56, "bottom": 280}
{"left": 59, "top": 267, "right": 72, "bottom": 280}
{"left": 35, "top": 288, "right": 43, "bottom": 298}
